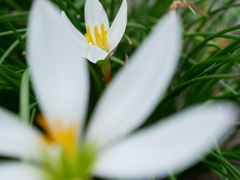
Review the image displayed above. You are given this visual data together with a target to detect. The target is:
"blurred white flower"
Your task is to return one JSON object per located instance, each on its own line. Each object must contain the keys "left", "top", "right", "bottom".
{"left": 61, "top": 0, "right": 127, "bottom": 63}
{"left": 0, "top": 0, "right": 237, "bottom": 180}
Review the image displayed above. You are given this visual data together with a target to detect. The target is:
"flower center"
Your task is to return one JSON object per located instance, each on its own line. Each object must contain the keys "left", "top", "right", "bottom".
{"left": 85, "top": 23, "right": 108, "bottom": 51}
{"left": 37, "top": 115, "right": 78, "bottom": 155}
{"left": 36, "top": 115, "right": 95, "bottom": 180}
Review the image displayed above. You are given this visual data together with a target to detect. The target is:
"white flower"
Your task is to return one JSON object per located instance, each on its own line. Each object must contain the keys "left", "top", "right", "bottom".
{"left": 61, "top": 0, "right": 127, "bottom": 63}
{"left": 0, "top": 0, "right": 237, "bottom": 180}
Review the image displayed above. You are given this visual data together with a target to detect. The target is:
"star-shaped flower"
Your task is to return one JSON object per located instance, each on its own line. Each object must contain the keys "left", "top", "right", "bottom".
{"left": 61, "top": 0, "right": 127, "bottom": 63}
{"left": 0, "top": 0, "right": 237, "bottom": 180}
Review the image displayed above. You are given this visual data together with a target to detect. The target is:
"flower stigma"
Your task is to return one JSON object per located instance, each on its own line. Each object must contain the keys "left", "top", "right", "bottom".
{"left": 85, "top": 23, "right": 108, "bottom": 51}
{"left": 35, "top": 115, "right": 96, "bottom": 180}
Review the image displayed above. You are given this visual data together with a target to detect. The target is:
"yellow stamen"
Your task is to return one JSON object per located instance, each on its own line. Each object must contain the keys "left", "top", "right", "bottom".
{"left": 94, "top": 26, "right": 102, "bottom": 48}
{"left": 101, "top": 23, "right": 108, "bottom": 51}
{"left": 85, "top": 26, "right": 95, "bottom": 45}
{"left": 85, "top": 23, "right": 108, "bottom": 51}
{"left": 37, "top": 115, "right": 78, "bottom": 155}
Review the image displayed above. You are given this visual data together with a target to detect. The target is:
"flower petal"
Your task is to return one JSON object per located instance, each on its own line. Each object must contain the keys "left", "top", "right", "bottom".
{"left": 28, "top": 0, "right": 89, "bottom": 128}
{"left": 0, "top": 163, "right": 42, "bottom": 180}
{"left": 87, "top": 45, "right": 109, "bottom": 63}
{"left": 86, "top": 14, "right": 182, "bottom": 149}
{"left": 94, "top": 102, "right": 237, "bottom": 179}
{"left": 85, "top": 0, "right": 109, "bottom": 34}
{"left": 108, "top": 0, "right": 127, "bottom": 52}
{"left": 0, "top": 108, "right": 42, "bottom": 160}
{"left": 61, "top": 11, "right": 88, "bottom": 58}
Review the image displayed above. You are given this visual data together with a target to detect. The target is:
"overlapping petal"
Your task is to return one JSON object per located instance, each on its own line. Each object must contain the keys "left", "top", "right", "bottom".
{"left": 108, "top": 0, "right": 127, "bottom": 52}
{"left": 94, "top": 102, "right": 237, "bottom": 179}
{"left": 86, "top": 14, "right": 182, "bottom": 149}
{"left": 28, "top": 0, "right": 89, "bottom": 129}
{"left": 0, "top": 163, "right": 42, "bottom": 180}
{"left": 61, "top": 11, "right": 88, "bottom": 58}
{"left": 87, "top": 45, "right": 109, "bottom": 63}
{"left": 0, "top": 108, "right": 43, "bottom": 160}
{"left": 85, "top": 0, "right": 109, "bottom": 35}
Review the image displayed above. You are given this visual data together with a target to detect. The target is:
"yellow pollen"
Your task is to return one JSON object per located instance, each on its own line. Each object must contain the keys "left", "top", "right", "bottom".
{"left": 37, "top": 115, "right": 78, "bottom": 155}
{"left": 85, "top": 23, "right": 108, "bottom": 51}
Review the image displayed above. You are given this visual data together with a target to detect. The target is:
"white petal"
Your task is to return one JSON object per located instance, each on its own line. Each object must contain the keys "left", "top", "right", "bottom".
{"left": 94, "top": 102, "right": 237, "bottom": 179}
{"left": 0, "top": 108, "right": 42, "bottom": 160}
{"left": 86, "top": 14, "right": 182, "bottom": 148}
{"left": 87, "top": 45, "right": 108, "bottom": 63}
{"left": 85, "top": 0, "right": 109, "bottom": 36}
{"left": 61, "top": 11, "right": 88, "bottom": 58}
{"left": 28, "top": 0, "right": 89, "bottom": 128}
{"left": 0, "top": 163, "right": 42, "bottom": 180}
{"left": 108, "top": 0, "right": 127, "bottom": 52}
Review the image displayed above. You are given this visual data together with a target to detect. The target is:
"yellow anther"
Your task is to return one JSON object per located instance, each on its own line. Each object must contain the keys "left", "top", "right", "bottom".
{"left": 85, "top": 23, "right": 108, "bottom": 51}
{"left": 94, "top": 26, "right": 102, "bottom": 48}
{"left": 85, "top": 26, "right": 95, "bottom": 45}
{"left": 101, "top": 23, "right": 108, "bottom": 51}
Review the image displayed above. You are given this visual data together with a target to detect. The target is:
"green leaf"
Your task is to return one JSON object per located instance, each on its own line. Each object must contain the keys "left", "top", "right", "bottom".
{"left": 19, "top": 69, "right": 30, "bottom": 123}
